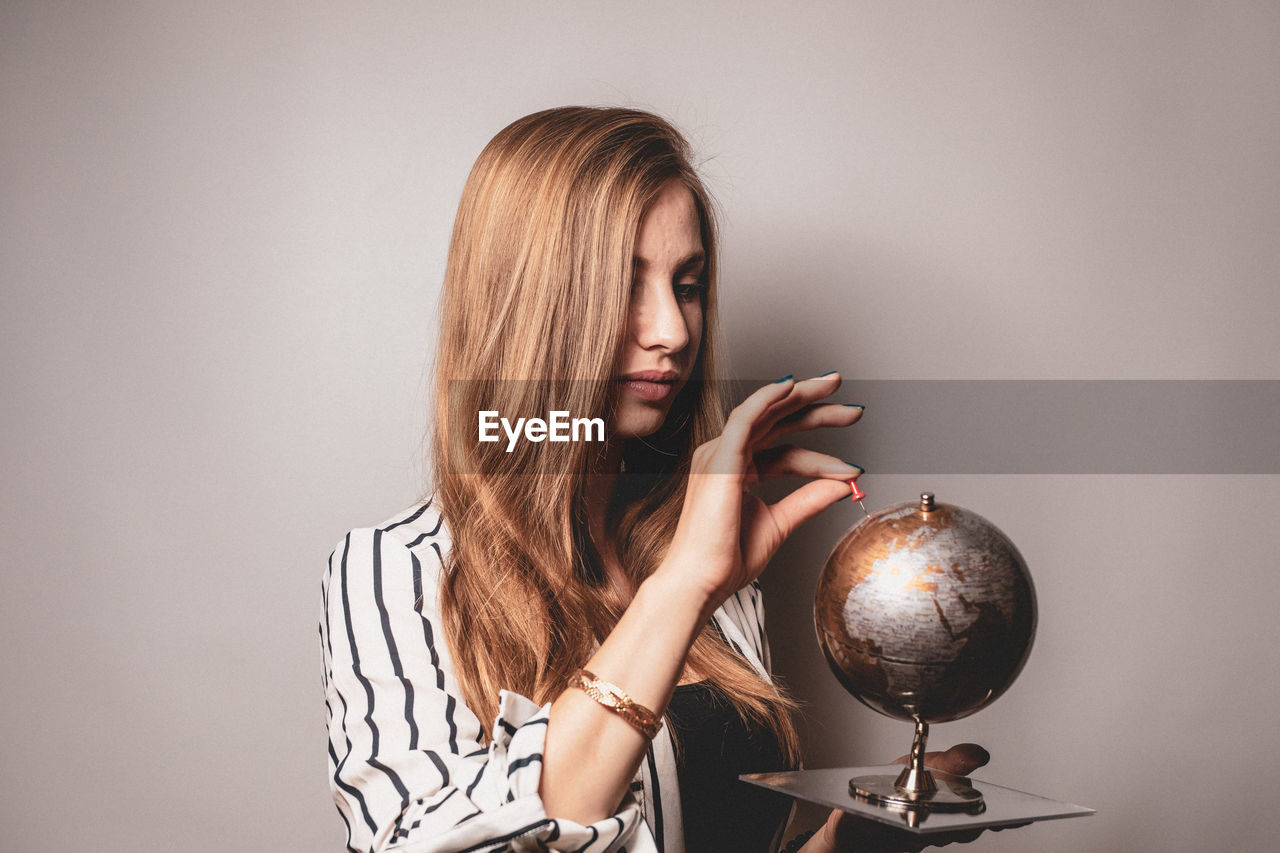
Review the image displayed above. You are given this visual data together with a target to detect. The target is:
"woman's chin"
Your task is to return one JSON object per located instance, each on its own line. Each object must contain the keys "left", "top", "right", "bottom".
{"left": 612, "top": 409, "right": 669, "bottom": 441}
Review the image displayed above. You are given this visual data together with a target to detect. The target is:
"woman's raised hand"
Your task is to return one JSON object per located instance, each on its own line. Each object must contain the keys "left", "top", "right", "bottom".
{"left": 658, "top": 372, "right": 863, "bottom": 613}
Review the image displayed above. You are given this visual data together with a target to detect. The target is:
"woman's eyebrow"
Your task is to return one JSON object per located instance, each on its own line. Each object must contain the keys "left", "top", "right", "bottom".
{"left": 632, "top": 250, "right": 706, "bottom": 272}
{"left": 676, "top": 251, "right": 706, "bottom": 273}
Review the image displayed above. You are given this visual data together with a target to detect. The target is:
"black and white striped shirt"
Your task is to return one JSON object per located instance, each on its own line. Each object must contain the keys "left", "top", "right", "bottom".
{"left": 321, "top": 499, "right": 780, "bottom": 853}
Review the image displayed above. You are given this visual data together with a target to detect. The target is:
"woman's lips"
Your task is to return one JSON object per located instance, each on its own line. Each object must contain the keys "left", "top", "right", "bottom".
{"left": 617, "top": 371, "right": 678, "bottom": 402}
{"left": 619, "top": 379, "right": 674, "bottom": 401}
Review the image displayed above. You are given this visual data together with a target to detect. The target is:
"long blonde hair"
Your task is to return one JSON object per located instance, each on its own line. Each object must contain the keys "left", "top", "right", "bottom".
{"left": 432, "top": 106, "right": 798, "bottom": 762}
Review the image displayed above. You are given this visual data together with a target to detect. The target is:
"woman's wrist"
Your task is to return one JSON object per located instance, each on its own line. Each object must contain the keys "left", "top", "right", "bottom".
{"left": 543, "top": 563, "right": 709, "bottom": 824}
{"left": 644, "top": 558, "right": 720, "bottom": 625}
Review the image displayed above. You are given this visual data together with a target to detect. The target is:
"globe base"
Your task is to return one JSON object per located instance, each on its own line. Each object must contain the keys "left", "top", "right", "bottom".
{"left": 849, "top": 774, "right": 985, "bottom": 826}
{"left": 848, "top": 718, "right": 985, "bottom": 826}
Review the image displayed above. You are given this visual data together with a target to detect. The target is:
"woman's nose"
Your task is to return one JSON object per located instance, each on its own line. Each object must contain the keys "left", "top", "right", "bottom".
{"left": 631, "top": 281, "right": 690, "bottom": 352}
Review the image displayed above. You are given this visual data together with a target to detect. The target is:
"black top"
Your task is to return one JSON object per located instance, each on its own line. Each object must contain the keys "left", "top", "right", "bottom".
{"left": 666, "top": 681, "right": 793, "bottom": 852}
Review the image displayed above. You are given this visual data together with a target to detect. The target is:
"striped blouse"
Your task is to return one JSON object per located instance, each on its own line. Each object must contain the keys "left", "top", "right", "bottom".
{"left": 321, "top": 499, "right": 784, "bottom": 853}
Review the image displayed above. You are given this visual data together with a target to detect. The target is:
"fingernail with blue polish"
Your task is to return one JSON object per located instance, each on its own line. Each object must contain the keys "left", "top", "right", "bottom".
{"left": 774, "top": 374, "right": 793, "bottom": 383}
{"left": 844, "top": 403, "right": 865, "bottom": 410}
{"left": 845, "top": 461, "right": 865, "bottom": 475}
{"left": 818, "top": 370, "right": 838, "bottom": 377}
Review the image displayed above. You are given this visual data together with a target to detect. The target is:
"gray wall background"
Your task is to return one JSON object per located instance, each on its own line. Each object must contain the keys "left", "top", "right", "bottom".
{"left": 3, "top": 2, "right": 1277, "bottom": 850}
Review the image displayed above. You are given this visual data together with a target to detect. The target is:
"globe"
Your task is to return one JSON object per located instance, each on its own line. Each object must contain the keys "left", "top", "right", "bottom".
{"left": 815, "top": 493, "right": 1037, "bottom": 724}
{"left": 740, "top": 494, "right": 1090, "bottom": 826}
{"left": 814, "top": 492, "right": 1037, "bottom": 814}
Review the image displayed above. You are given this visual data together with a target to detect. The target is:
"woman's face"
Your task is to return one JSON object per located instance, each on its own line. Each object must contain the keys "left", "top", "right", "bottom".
{"left": 611, "top": 179, "right": 706, "bottom": 440}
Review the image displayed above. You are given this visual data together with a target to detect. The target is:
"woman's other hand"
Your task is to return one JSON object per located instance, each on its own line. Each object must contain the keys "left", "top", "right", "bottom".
{"left": 890, "top": 743, "right": 990, "bottom": 774}
{"left": 800, "top": 744, "right": 992, "bottom": 853}
{"left": 658, "top": 372, "right": 863, "bottom": 614}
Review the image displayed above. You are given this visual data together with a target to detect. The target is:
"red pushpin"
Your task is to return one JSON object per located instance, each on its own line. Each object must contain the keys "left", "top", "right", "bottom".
{"left": 848, "top": 478, "right": 869, "bottom": 517}
{"left": 848, "top": 479, "right": 866, "bottom": 502}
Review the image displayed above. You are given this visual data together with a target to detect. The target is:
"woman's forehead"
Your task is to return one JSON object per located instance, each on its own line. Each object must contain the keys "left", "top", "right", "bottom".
{"left": 634, "top": 182, "right": 703, "bottom": 266}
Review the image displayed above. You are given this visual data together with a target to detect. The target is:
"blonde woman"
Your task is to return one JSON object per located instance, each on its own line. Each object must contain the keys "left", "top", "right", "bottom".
{"left": 321, "top": 107, "right": 988, "bottom": 853}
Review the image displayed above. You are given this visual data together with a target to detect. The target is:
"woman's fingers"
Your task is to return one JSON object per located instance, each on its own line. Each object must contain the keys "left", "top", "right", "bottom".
{"left": 759, "top": 402, "right": 864, "bottom": 449}
{"left": 931, "top": 743, "right": 991, "bottom": 776}
{"left": 747, "top": 372, "right": 845, "bottom": 448}
{"left": 825, "top": 808, "right": 987, "bottom": 852}
{"left": 720, "top": 372, "right": 855, "bottom": 465}
{"left": 758, "top": 478, "right": 855, "bottom": 547}
{"left": 892, "top": 743, "right": 991, "bottom": 777}
{"left": 698, "top": 372, "right": 865, "bottom": 589}
{"left": 755, "top": 445, "right": 863, "bottom": 482}
{"left": 719, "top": 375, "right": 800, "bottom": 459}
{"left": 740, "top": 447, "right": 862, "bottom": 568}
{"left": 824, "top": 810, "right": 930, "bottom": 852}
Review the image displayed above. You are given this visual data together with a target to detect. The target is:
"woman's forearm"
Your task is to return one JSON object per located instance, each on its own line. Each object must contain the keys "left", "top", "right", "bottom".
{"left": 539, "top": 562, "right": 711, "bottom": 825}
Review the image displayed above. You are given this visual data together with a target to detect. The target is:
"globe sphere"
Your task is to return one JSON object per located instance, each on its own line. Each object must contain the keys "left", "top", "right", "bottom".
{"left": 814, "top": 494, "right": 1036, "bottom": 723}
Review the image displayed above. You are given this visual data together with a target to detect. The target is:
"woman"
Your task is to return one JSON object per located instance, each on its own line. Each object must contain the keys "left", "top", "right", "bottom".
{"left": 321, "top": 106, "right": 987, "bottom": 853}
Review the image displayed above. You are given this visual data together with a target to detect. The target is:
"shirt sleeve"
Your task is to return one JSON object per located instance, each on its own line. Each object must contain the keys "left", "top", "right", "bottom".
{"left": 709, "top": 580, "right": 772, "bottom": 680}
{"left": 748, "top": 579, "right": 772, "bottom": 674}
{"left": 321, "top": 526, "right": 647, "bottom": 853}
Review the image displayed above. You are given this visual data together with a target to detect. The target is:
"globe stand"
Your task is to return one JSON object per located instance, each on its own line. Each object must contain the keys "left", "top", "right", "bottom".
{"left": 849, "top": 720, "right": 985, "bottom": 822}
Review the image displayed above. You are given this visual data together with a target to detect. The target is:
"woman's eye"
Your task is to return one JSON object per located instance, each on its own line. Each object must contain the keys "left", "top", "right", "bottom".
{"left": 674, "top": 282, "right": 706, "bottom": 302}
